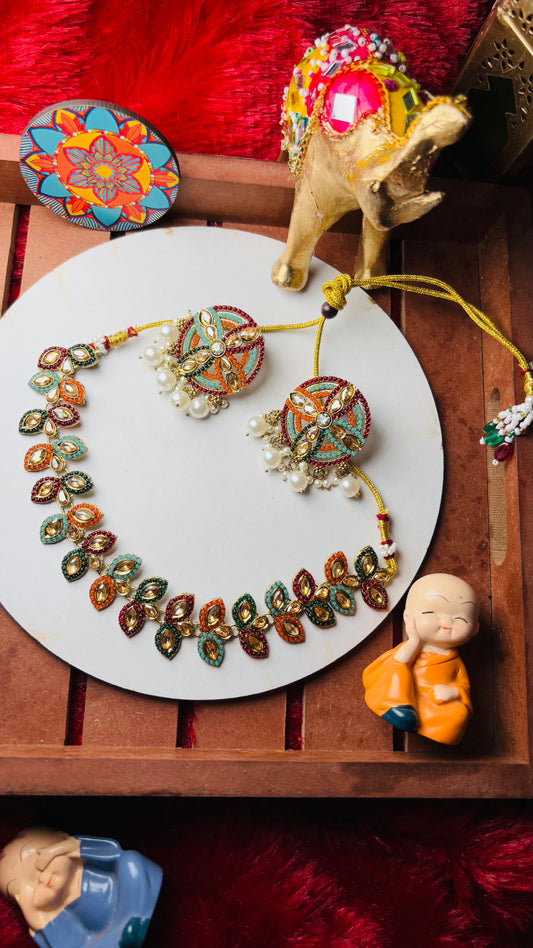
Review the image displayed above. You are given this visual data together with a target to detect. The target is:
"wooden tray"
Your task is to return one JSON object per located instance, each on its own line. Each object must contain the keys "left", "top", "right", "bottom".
{"left": 0, "top": 133, "right": 531, "bottom": 797}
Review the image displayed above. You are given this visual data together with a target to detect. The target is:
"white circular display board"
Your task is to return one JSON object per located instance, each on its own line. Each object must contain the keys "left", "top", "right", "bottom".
{"left": 0, "top": 227, "right": 443, "bottom": 699}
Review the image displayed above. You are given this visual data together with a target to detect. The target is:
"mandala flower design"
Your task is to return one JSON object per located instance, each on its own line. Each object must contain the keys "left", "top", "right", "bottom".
{"left": 19, "top": 102, "right": 180, "bottom": 231}
{"left": 280, "top": 376, "right": 371, "bottom": 466}
{"left": 64, "top": 136, "right": 143, "bottom": 204}
{"left": 173, "top": 306, "right": 264, "bottom": 397}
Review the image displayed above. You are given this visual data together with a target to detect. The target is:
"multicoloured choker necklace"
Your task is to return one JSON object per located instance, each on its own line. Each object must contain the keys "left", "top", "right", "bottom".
{"left": 18, "top": 271, "right": 531, "bottom": 671}
{"left": 19, "top": 287, "right": 398, "bottom": 669}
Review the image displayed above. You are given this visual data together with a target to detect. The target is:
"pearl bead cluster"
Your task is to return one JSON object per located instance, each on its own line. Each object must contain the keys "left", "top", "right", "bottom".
{"left": 480, "top": 393, "right": 533, "bottom": 465}
{"left": 142, "top": 321, "right": 227, "bottom": 419}
{"left": 247, "top": 412, "right": 361, "bottom": 497}
{"left": 489, "top": 394, "right": 533, "bottom": 440}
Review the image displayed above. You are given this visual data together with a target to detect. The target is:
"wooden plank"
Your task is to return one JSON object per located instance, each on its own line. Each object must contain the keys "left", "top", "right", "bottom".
{"left": 0, "top": 746, "right": 529, "bottom": 797}
{"left": 0, "top": 133, "right": 506, "bottom": 244}
{"left": 0, "top": 203, "right": 111, "bottom": 749}
{"left": 0, "top": 202, "right": 17, "bottom": 313}
{"left": 304, "top": 621, "right": 395, "bottom": 752}
{"left": 400, "top": 239, "right": 493, "bottom": 756}
{"left": 82, "top": 678, "right": 179, "bottom": 748}
{"left": 478, "top": 214, "right": 531, "bottom": 760}
{"left": 193, "top": 692, "right": 287, "bottom": 751}
{"left": 21, "top": 205, "right": 108, "bottom": 294}
{"left": 0, "top": 605, "right": 71, "bottom": 745}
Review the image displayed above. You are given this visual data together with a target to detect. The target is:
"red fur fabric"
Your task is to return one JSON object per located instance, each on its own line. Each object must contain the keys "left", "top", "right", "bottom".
{"left": 1, "top": 0, "right": 492, "bottom": 158}
{"left": 1, "top": 802, "right": 532, "bottom": 948}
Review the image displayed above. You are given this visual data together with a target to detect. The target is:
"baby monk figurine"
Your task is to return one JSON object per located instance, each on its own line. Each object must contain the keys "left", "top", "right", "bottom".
{"left": 0, "top": 828, "right": 162, "bottom": 948}
{"left": 362, "top": 573, "right": 479, "bottom": 745}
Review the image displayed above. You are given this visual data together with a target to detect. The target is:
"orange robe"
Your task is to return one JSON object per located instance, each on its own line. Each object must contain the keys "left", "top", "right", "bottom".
{"left": 362, "top": 644, "right": 472, "bottom": 745}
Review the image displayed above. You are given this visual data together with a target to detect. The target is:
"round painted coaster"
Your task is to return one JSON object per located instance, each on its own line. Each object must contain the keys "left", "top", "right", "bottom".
{"left": 19, "top": 100, "right": 180, "bottom": 232}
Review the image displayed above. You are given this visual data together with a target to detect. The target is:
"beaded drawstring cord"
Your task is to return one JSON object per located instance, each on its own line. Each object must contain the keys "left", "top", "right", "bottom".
{"left": 20, "top": 297, "right": 397, "bottom": 668}
{"left": 321, "top": 272, "right": 533, "bottom": 465}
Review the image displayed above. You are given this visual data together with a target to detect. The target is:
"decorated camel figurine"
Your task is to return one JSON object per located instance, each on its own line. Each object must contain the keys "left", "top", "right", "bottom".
{"left": 271, "top": 25, "right": 470, "bottom": 290}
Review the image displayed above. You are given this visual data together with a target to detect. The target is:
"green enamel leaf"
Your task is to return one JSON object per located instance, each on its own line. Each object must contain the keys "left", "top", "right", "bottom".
{"left": 232, "top": 593, "right": 257, "bottom": 629}
{"left": 135, "top": 576, "right": 168, "bottom": 603}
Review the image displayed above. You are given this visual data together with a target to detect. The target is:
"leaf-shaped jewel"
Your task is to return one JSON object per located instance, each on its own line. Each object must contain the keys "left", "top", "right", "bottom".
{"left": 328, "top": 422, "right": 362, "bottom": 456}
{"left": 239, "top": 628, "right": 269, "bottom": 659}
{"left": 135, "top": 576, "right": 168, "bottom": 603}
{"left": 327, "top": 382, "right": 357, "bottom": 414}
{"left": 31, "top": 476, "right": 60, "bottom": 504}
{"left": 48, "top": 402, "right": 81, "bottom": 427}
{"left": 288, "top": 389, "right": 321, "bottom": 418}
{"left": 343, "top": 575, "right": 361, "bottom": 589}
{"left": 324, "top": 551, "right": 348, "bottom": 584}
{"left": 108, "top": 554, "right": 142, "bottom": 580}
{"left": 199, "top": 598, "right": 225, "bottom": 631}
{"left": 293, "top": 568, "right": 315, "bottom": 604}
{"left": 355, "top": 546, "right": 378, "bottom": 580}
{"left": 361, "top": 580, "right": 389, "bottom": 610}
{"left": 24, "top": 443, "right": 53, "bottom": 471}
{"left": 216, "top": 358, "right": 244, "bottom": 393}
{"left": 315, "top": 584, "right": 330, "bottom": 601}
{"left": 288, "top": 391, "right": 307, "bottom": 409}
{"left": 198, "top": 631, "right": 224, "bottom": 666}
{"left": 291, "top": 424, "right": 323, "bottom": 461}
{"left": 82, "top": 530, "right": 116, "bottom": 554}
{"left": 305, "top": 599, "right": 336, "bottom": 627}
{"left": 226, "top": 326, "right": 261, "bottom": 349}
{"left": 177, "top": 349, "right": 213, "bottom": 376}
{"left": 37, "top": 346, "right": 68, "bottom": 370}
{"left": 52, "top": 436, "right": 87, "bottom": 459}
{"left": 40, "top": 513, "right": 69, "bottom": 544}
{"left": 232, "top": 593, "right": 256, "bottom": 630}
{"left": 155, "top": 624, "right": 181, "bottom": 659}
{"left": 166, "top": 594, "right": 194, "bottom": 626}
{"left": 274, "top": 614, "right": 305, "bottom": 644}
{"left": 29, "top": 370, "right": 60, "bottom": 393}
{"left": 195, "top": 306, "right": 223, "bottom": 343}
{"left": 50, "top": 454, "right": 66, "bottom": 472}
{"left": 285, "top": 600, "right": 304, "bottom": 616}
{"left": 67, "top": 523, "right": 84, "bottom": 543}
{"left": 58, "top": 378, "right": 86, "bottom": 405}
{"left": 265, "top": 581, "right": 289, "bottom": 617}
{"left": 329, "top": 585, "right": 356, "bottom": 615}
{"left": 89, "top": 574, "right": 115, "bottom": 610}
{"left": 19, "top": 409, "right": 48, "bottom": 435}
{"left": 61, "top": 548, "right": 88, "bottom": 582}
{"left": 45, "top": 388, "right": 59, "bottom": 406}
{"left": 143, "top": 603, "right": 161, "bottom": 621}
{"left": 119, "top": 601, "right": 146, "bottom": 637}
{"left": 67, "top": 503, "right": 102, "bottom": 528}
{"left": 67, "top": 344, "right": 97, "bottom": 368}
{"left": 61, "top": 471, "right": 93, "bottom": 495}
